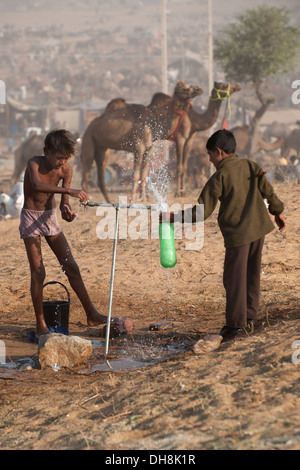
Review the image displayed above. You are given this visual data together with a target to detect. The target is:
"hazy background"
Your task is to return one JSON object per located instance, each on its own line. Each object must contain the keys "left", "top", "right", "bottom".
{"left": 0, "top": 0, "right": 299, "bottom": 142}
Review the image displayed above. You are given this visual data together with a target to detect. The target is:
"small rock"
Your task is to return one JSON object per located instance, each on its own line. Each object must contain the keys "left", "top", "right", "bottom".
{"left": 101, "top": 317, "right": 133, "bottom": 338}
{"left": 149, "top": 321, "right": 174, "bottom": 331}
{"left": 193, "top": 334, "right": 222, "bottom": 355}
{"left": 38, "top": 333, "right": 93, "bottom": 369}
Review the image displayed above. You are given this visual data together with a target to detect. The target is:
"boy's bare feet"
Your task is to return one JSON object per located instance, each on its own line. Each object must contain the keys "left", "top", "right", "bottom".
{"left": 35, "top": 325, "right": 50, "bottom": 338}
{"left": 86, "top": 309, "right": 108, "bottom": 327}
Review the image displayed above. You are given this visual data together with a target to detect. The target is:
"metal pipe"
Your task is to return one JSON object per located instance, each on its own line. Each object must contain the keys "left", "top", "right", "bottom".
{"left": 83, "top": 200, "right": 159, "bottom": 363}
{"left": 84, "top": 201, "right": 158, "bottom": 211}
{"left": 104, "top": 205, "right": 120, "bottom": 358}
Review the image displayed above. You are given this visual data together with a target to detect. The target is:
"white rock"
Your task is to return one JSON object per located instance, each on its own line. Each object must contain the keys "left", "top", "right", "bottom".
{"left": 38, "top": 333, "right": 93, "bottom": 369}
{"left": 193, "top": 334, "right": 222, "bottom": 355}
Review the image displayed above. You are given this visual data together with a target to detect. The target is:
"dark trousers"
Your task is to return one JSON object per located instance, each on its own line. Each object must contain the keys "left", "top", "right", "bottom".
{"left": 223, "top": 237, "right": 264, "bottom": 328}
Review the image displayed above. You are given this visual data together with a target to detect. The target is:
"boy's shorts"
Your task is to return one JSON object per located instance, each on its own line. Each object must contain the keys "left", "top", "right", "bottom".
{"left": 19, "top": 208, "right": 62, "bottom": 239}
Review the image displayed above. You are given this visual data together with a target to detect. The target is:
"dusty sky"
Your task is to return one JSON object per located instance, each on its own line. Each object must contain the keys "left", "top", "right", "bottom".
{"left": 0, "top": 0, "right": 299, "bottom": 33}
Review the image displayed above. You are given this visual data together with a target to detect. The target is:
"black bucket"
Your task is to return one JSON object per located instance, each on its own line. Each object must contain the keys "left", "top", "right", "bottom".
{"left": 43, "top": 281, "right": 70, "bottom": 329}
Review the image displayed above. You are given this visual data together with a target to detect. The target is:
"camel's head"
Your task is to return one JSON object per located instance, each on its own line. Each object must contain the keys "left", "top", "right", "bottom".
{"left": 174, "top": 80, "right": 203, "bottom": 102}
{"left": 212, "top": 81, "right": 241, "bottom": 99}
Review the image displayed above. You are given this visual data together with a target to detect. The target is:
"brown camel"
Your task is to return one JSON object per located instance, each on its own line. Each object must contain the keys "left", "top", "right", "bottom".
{"left": 11, "top": 131, "right": 80, "bottom": 187}
{"left": 81, "top": 81, "right": 240, "bottom": 200}
{"left": 11, "top": 134, "right": 44, "bottom": 185}
{"left": 80, "top": 81, "right": 203, "bottom": 202}
{"left": 187, "top": 151, "right": 210, "bottom": 189}
{"left": 231, "top": 124, "right": 284, "bottom": 155}
{"left": 186, "top": 133, "right": 211, "bottom": 188}
{"left": 281, "top": 128, "right": 300, "bottom": 159}
{"left": 148, "top": 81, "right": 241, "bottom": 195}
{"left": 186, "top": 124, "right": 284, "bottom": 190}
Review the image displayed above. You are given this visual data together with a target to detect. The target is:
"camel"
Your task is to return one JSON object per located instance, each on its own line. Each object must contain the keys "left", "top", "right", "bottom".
{"left": 281, "top": 128, "right": 300, "bottom": 159}
{"left": 11, "top": 131, "right": 80, "bottom": 187}
{"left": 263, "top": 121, "right": 300, "bottom": 159}
{"left": 230, "top": 125, "right": 284, "bottom": 155}
{"left": 263, "top": 121, "right": 291, "bottom": 141}
{"left": 186, "top": 124, "right": 283, "bottom": 190}
{"left": 187, "top": 151, "right": 210, "bottom": 189}
{"left": 81, "top": 80, "right": 240, "bottom": 201}
{"left": 148, "top": 81, "right": 241, "bottom": 195}
{"left": 80, "top": 80, "right": 203, "bottom": 202}
{"left": 11, "top": 134, "right": 44, "bottom": 185}
{"left": 186, "top": 133, "right": 211, "bottom": 189}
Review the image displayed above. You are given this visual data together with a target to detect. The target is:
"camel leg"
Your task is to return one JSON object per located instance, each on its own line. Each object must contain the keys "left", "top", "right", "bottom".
{"left": 181, "top": 164, "right": 187, "bottom": 194}
{"left": 140, "top": 150, "right": 151, "bottom": 201}
{"left": 80, "top": 155, "right": 94, "bottom": 191}
{"left": 181, "top": 138, "right": 194, "bottom": 195}
{"left": 175, "top": 166, "right": 184, "bottom": 197}
{"left": 175, "top": 150, "right": 183, "bottom": 196}
{"left": 80, "top": 132, "right": 95, "bottom": 191}
{"left": 95, "top": 147, "right": 111, "bottom": 203}
{"left": 131, "top": 151, "right": 144, "bottom": 202}
{"left": 11, "top": 149, "right": 24, "bottom": 186}
{"left": 175, "top": 140, "right": 185, "bottom": 197}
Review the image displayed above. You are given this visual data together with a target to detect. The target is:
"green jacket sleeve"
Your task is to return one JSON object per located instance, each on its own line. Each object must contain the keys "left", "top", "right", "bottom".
{"left": 258, "top": 171, "right": 284, "bottom": 215}
{"left": 197, "top": 178, "right": 222, "bottom": 220}
{"left": 178, "top": 178, "right": 221, "bottom": 224}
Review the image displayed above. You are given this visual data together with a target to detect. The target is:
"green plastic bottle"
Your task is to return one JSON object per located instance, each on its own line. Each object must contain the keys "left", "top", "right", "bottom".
{"left": 159, "top": 212, "right": 177, "bottom": 268}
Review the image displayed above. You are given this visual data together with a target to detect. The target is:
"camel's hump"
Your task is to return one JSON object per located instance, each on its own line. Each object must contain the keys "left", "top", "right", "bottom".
{"left": 105, "top": 98, "right": 127, "bottom": 111}
{"left": 149, "top": 92, "right": 171, "bottom": 107}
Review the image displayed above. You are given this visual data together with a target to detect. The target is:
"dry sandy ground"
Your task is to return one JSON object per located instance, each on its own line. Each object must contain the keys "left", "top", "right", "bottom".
{"left": 0, "top": 0, "right": 299, "bottom": 453}
{"left": 0, "top": 166, "right": 299, "bottom": 450}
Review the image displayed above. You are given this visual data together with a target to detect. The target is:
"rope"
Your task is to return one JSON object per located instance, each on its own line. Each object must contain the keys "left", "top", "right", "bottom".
{"left": 168, "top": 101, "right": 191, "bottom": 142}
{"left": 210, "top": 83, "right": 231, "bottom": 119}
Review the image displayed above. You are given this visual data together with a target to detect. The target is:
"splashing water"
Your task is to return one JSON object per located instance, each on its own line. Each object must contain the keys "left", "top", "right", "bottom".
{"left": 147, "top": 142, "right": 171, "bottom": 212}
{"left": 146, "top": 142, "right": 177, "bottom": 295}
{"left": 75, "top": 203, "right": 85, "bottom": 221}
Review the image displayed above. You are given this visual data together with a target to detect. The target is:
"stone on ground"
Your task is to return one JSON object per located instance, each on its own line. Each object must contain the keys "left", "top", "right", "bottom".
{"left": 38, "top": 333, "right": 93, "bottom": 369}
{"left": 101, "top": 317, "right": 133, "bottom": 338}
{"left": 193, "top": 334, "right": 222, "bottom": 354}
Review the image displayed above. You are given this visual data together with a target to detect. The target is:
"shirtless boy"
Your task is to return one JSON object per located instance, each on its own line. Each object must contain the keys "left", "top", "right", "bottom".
{"left": 19, "top": 129, "right": 108, "bottom": 339}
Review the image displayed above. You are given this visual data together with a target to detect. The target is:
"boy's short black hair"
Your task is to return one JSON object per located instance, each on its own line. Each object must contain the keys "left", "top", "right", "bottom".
{"left": 206, "top": 129, "right": 236, "bottom": 154}
{"left": 44, "top": 129, "right": 76, "bottom": 157}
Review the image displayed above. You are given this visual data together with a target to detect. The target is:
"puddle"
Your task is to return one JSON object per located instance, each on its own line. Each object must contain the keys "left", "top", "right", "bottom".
{"left": 81, "top": 337, "right": 193, "bottom": 373}
{"left": 0, "top": 338, "right": 38, "bottom": 377}
{"left": 0, "top": 335, "right": 193, "bottom": 375}
{"left": 86, "top": 356, "right": 146, "bottom": 372}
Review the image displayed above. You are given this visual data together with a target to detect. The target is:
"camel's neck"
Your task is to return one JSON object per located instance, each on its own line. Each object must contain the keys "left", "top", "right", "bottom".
{"left": 172, "top": 98, "right": 191, "bottom": 114}
{"left": 190, "top": 96, "right": 223, "bottom": 132}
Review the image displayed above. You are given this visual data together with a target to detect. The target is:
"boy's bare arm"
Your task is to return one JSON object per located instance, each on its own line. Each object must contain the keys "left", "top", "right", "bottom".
{"left": 60, "top": 164, "right": 73, "bottom": 208}
{"left": 28, "top": 158, "right": 89, "bottom": 202}
{"left": 60, "top": 165, "right": 78, "bottom": 222}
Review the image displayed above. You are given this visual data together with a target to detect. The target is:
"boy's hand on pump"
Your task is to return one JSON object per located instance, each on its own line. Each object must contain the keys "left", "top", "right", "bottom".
{"left": 68, "top": 189, "right": 89, "bottom": 203}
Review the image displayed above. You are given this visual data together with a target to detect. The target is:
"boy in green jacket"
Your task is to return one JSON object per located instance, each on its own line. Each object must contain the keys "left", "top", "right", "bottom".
{"left": 178, "top": 129, "right": 286, "bottom": 340}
